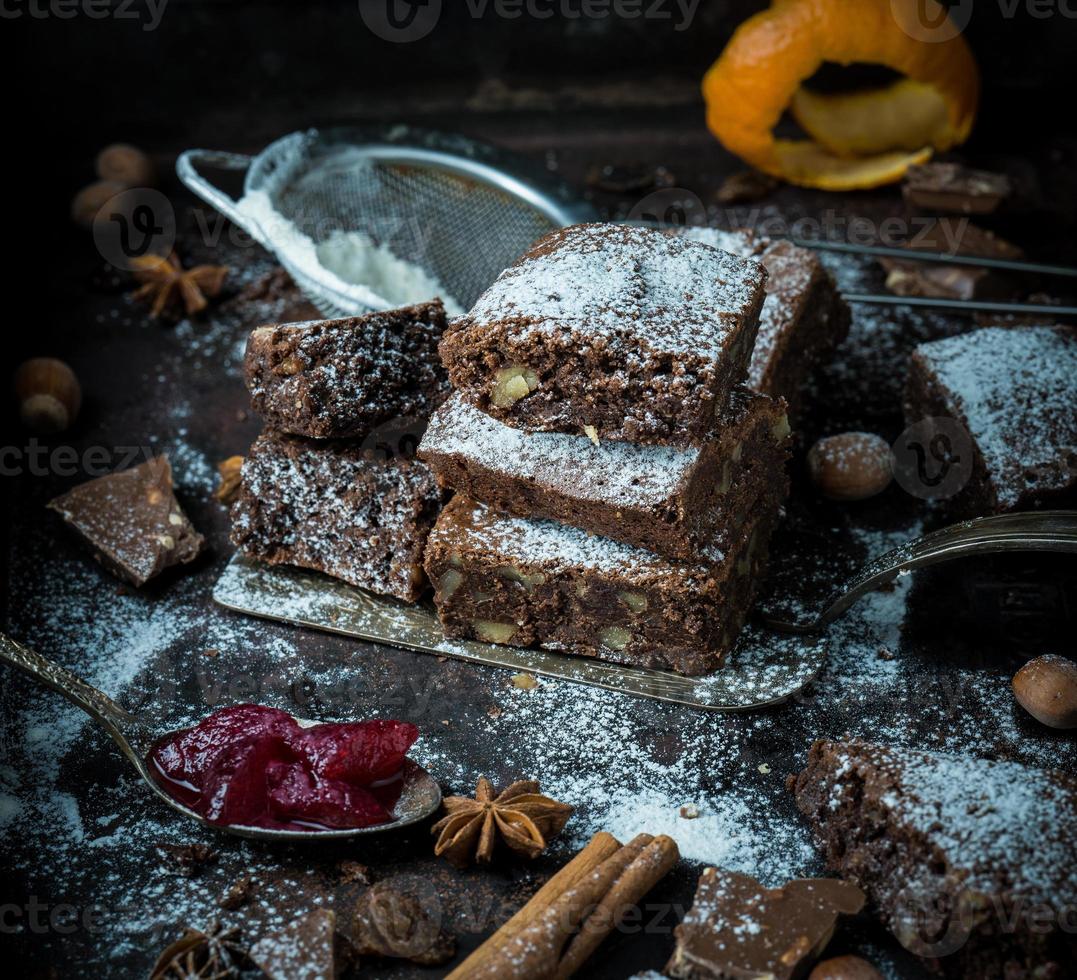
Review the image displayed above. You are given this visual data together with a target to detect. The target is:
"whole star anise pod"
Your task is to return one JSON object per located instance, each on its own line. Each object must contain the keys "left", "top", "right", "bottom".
{"left": 431, "top": 777, "right": 573, "bottom": 868}
{"left": 149, "top": 919, "right": 249, "bottom": 980}
{"left": 130, "top": 251, "right": 228, "bottom": 318}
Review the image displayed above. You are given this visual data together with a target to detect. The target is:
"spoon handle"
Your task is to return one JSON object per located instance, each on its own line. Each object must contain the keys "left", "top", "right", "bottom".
{"left": 0, "top": 630, "right": 141, "bottom": 741}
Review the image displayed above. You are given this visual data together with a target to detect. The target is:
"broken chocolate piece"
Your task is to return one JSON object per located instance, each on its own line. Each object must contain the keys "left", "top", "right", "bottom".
{"left": 879, "top": 220, "right": 1021, "bottom": 302}
{"left": 715, "top": 169, "right": 779, "bottom": 204}
{"left": 667, "top": 866, "right": 864, "bottom": 980}
{"left": 218, "top": 875, "right": 256, "bottom": 911}
{"left": 48, "top": 455, "right": 204, "bottom": 586}
{"left": 902, "top": 162, "right": 1012, "bottom": 215}
{"left": 155, "top": 842, "right": 218, "bottom": 877}
{"left": 352, "top": 881, "right": 456, "bottom": 966}
{"left": 249, "top": 908, "right": 340, "bottom": 980}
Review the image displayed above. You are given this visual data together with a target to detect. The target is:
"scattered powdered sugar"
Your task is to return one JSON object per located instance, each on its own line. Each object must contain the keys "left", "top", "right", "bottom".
{"left": 464, "top": 224, "right": 767, "bottom": 360}
{"left": 911, "top": 325, "right": 1077, "bottom": 508}
{"left": 237, "top": 189, "right": 463, "bottom": 315}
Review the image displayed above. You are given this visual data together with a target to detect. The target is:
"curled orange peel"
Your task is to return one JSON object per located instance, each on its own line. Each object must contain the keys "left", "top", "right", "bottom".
{"left": 702, "top": 0, "right": 980, "bottom": 190}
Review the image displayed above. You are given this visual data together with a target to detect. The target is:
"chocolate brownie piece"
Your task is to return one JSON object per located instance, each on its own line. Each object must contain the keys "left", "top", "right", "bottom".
{"left": 791, "top": 740, "right": 1077, "bottom": 979}
{"left": 674, "top": 228, "right": 851, "bottom": 415}
{"left": 439, "top": 223, "right": 767, "bottom": 445}
{"left": 419, "top": 390, "right": 790, "bottom": 562}
{"left": 48, "top": 456, "right": 204, "bottom": 586}
{"left": 424, "top": 496, "right": 778, "bottom": 675}
{"left": 667, "top": 866, "right": 865, "bottom": 979}
{"left": 244, "top": 300, "right": 449, "bottom": 439}
{"left": 230, "top": 431, "right": 444, "bottom": 602}
{"left": 904, "top": 325, "right": 1077, "bottom": 515}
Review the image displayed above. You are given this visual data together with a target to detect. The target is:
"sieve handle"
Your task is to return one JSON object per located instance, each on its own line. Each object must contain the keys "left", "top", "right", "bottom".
{"left": 176, "top": 148, "right": 269, "bottom": 247}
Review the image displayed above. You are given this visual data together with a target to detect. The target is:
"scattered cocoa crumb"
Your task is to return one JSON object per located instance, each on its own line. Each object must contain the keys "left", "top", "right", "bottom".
{"left": 878, "top": 647, "right": 896, "bottom": 661}
{"left": 487, "top": 705, "right": 503, "bottom": 719}
{"left": 219, "top": 875, "right": 256, "bottom": 911}
{"left": 203, "top": 648, "right": 219, "bottom": 659}
{"left": 337, "top": 861, "right": 372, "bottom": 886}
{"left": 156, "top": 842, "right": 218, "bottom": 876}
{"left": 716, "top": 169, "right": 779, "bottom": 204}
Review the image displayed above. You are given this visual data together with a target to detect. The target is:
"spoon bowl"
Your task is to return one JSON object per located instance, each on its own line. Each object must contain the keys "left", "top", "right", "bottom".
{"left": 0, "top": 631, "right": 442, "bottom": 840}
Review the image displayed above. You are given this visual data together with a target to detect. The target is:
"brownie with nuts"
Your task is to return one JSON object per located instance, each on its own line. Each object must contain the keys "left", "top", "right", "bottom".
{"left": 244, "top": 299, "right": 449, "bottom": 439}
{"left": 674, "top": 228, "right": 851, "bottom": 416}
{"left": 424, "top": 496, "right": 778, "bottom": 675}
{"left": 904, "top": 325, "right": 1077, "bottom": 515}
{"left": 667, "top": 866, "right": 864, "bottom": 979}
{"left": 48, "top": 455, "right": 204, "bottom": 587}
{"left": 230, "top": 431, "right": 445, "bottom": 602}
{"left": 791, "top": 739, "right": 1077, "bottom": 979}
{"left": 439, "top": 223, "right": 767, "bottom": 445}
{"left": 419, "top": 390, "right": 790, "bottom": 562}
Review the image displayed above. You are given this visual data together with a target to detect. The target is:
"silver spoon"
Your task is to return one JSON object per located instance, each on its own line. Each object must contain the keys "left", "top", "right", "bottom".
{"left": 762, "top": 510, "right": 1077, "bottom": 634}
{"left": 0, "top": 631, "right": 442, "bottom": 841}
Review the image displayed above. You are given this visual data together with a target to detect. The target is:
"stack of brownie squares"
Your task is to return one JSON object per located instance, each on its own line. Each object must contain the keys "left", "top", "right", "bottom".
{"left": 230, "top": 300, "right": 452, "bottom": 603}
{"left": 419, "top": 222, "right": 843, "bottom": 675}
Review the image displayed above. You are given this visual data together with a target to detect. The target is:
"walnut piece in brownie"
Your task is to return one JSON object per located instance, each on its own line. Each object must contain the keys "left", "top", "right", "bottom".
{"left": 424, "top": 496, "right": 778, "bottom": 675}
{"left": 419, "top": 390, "right": 790, "bottom": 562}
{"left": 244, "top": 299, "right": 449, "bottom": 439}
{"left": 904, "top": 325, "right": 1077, "bottom": 515}
{"left": 230, "top": 431, "right": 444, "bottom": 602}
{"left": 791, "top": 739, "right": 1077, "bottom": 979}
{"left": 666, "top": 866, "right": 865, "bottom": 980}
{"left": 674, "top": 228, "right": 850, "bottom": 415}
{"left": 48, "top": 455, "right": 204, "bottom": 587}
{"left": 439, "top": 223, "right": 767, "bottom": 445}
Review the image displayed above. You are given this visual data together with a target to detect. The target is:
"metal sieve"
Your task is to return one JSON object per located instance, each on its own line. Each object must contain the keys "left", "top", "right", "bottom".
{"left": 178, "top": 126, "right": 595, "bottom": 319}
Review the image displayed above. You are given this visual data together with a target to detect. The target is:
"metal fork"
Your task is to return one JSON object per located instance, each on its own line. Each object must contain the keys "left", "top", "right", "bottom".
{"left": 762, "top": 510, "right": 1077, "bottom": 634}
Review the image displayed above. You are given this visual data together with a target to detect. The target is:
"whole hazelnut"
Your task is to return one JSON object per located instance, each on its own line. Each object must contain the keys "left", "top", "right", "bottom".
{"left": 808, "top": 955, "right": 884, "bottom": 980}
{"left": 1012, "top": 654, "right": 1077, "bottom": 729}
{"left": 15, "top": 358, "right": 82, "bottom": 434}
{"left": 807, "top": 432, "right": 893, "bottom": 502}
{"left": 71, "top": 179, "right": 126, "bottom": 229}
{"left": 95, "top": 143, "right": 156, "bottom": 188}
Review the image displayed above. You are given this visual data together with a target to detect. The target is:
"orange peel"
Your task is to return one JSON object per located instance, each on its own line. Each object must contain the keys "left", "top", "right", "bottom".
{"left": 702, "top": 0, "right": 980, "bottom": 190}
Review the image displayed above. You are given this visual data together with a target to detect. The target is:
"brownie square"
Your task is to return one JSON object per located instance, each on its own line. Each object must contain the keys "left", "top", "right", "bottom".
{"left": 48, "top": 455, "right": 203, "bottom": 587}
{"left": 439, "top": 223, "right": 767, "bottom": 445}
{"left": 424, "top": 496, "right": 779, "bottom": 675}
{"left": 904, "top": 325, "right": 1077, "bottom": 515}
{"left": 791, "top": 739, "right": 1077, "bottom": 978}
{"left": 674, "top": 228, "right": 850, "bottom": 415}
{"left": 244, "top": 299, "right": 449, "bottom": 439}
{"left": 230, "top": 431, "right": 445, "bottom": 602}
{"left": 419, "top": 390, "right": 790, "bottom": 562}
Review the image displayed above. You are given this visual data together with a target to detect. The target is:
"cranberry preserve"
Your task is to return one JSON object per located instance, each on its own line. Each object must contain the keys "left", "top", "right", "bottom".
{"left": 149, "top": 704, "right": 419, "bottom": 831}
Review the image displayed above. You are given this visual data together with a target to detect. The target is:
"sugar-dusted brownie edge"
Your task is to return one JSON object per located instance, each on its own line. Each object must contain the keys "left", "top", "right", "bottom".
{"left": 903, "top": 325, "right": 1077, "bottom": 516}
{"left": 439, "top": 223, "right": 767, "bottom": 445}
{"left": 244, "top": 299, "right": 449, "bottom": 440}
{"left": 790, "top": 739, "right": 1077, "bottom": 978}
{"left": 48, "top": 455, "right": 204, "bottom": 587}
{"left": 423, "top": 496, "right": 779, "bottom": 675}
{"left": 419, "top": 389, "right": 790, "bottom": 563}
{"left": 230, "top": 431, "right": 446, "bottom": 602}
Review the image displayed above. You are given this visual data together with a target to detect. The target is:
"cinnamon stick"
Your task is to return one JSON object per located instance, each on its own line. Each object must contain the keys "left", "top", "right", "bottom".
{"left": 445, "top": 831, "right": 620, "bottom": 980}
{"left": 555, "top": 834, "right": 680, "bottom": 977}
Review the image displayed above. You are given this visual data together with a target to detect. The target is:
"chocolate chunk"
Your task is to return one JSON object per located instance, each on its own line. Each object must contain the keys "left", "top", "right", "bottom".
{"left": 715, "top": 169, "right": 780, "bottom": 204}
{"left": 352, "top": 881, "right": 455, "bottom": 966}
{"left": 48, "top": 456, "right": 204, "bottom": 586}
{"left": 667, "top": 866, "right": 864, "bottom": 979}
{"left": 902, "top": 162, "right": 1012, "bottom": 215}
{"left": 155, "top": 842, "right": 218, "bottom": 876}
{"left": 249, "top": 908, "right": 341, "bottom": 980}
{"left": 879, "top": 219, "right": 1021, "bottom": 301}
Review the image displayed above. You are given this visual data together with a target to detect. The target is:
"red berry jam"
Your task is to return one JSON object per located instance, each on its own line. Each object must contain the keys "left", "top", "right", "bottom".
{"left": 149, "top": 704, "right": 419, "bottom": 831}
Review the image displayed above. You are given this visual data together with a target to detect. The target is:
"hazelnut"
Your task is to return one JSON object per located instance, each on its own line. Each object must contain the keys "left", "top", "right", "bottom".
{"left": 618, "top": 591, "right": 648, "bottom": 614}
{"left": 95, "top": 143, "right": 156, "bottom": 188}
{"left": 439, "top": 568, "right": 463, "bottom": 599}
{"left": 15, "top": 358, "right": 82, "bottom": 433}
{"left": 71, "top": 179, "right": 126, "bottom": 229}
{"left": 491, "top": 365, "right": 539, "bottom": 408}
{"left": 807, "top": 432, "right": 892, "bottom": 502}
{"left": 1012, "top": 654, "right": 1077, "bottom": 729}
{"left": 808, "top": 956, "right": 883, "bottom": 980}
{"left": 473, "top": 620, "right": 518, "bottom": 645}
{"left": 598, "top": 626, "right": 633, "bottom": 651}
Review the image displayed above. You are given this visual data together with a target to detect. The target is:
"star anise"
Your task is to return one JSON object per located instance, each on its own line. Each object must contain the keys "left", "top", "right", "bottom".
{"left": 149, "top": 920, "right": 249, "bottom": 980}
{"left": 431, "top": 777, "right": 573, "bottom": 868}
{"left": 130, "top": 251, "right": 228, "bottom": 318}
